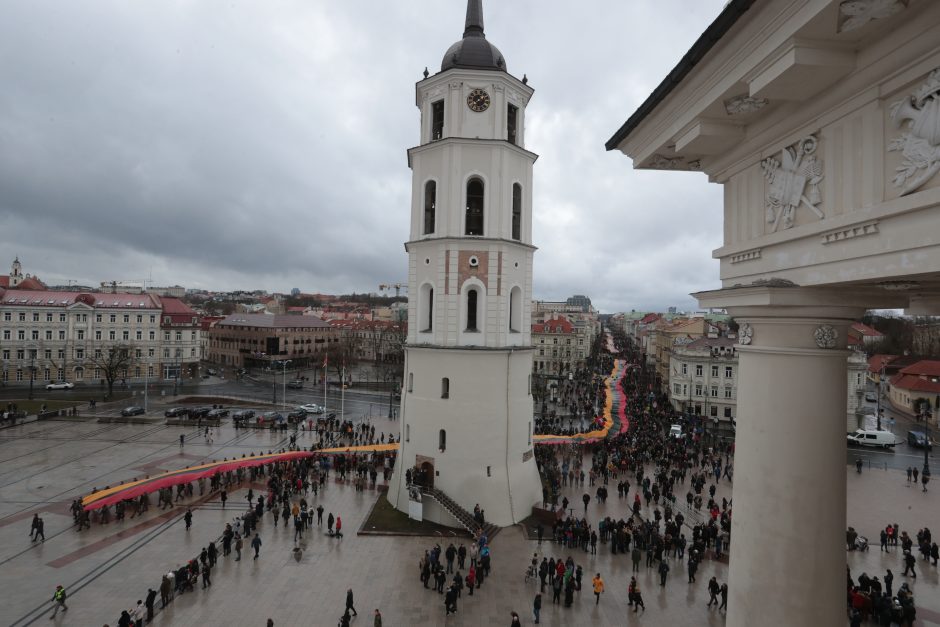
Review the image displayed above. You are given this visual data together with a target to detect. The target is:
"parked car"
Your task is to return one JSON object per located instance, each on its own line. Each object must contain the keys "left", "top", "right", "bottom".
{"left": 206, "top": 368, "right": 218, "bottom": 376}
{"left": 259, "top": 411, "right": 285, "bottom": 424}
{"left": 164, "top": 407, "right": 190, "bottom": 418}
{"left": 232, "top": 409, "right": 256, "bottom": 425}
{"left": 847, "top": 429, "right": 897, "bottom": 449}
{"left": 907, "top": 430, "right": 933, "bottom": 450}
{"left": 287, "top": 379, "right": 304, "bottom": 389}
{"left": 190, "top": 406, "right": 213, "bottom": 419}
{"left": 45, "top": 381, "right": 74, "bottom": 390}
{"left": 299, "top": 403, "right": 324, "bottom": 414}
{"left": 669, "top": 424, "right": 683, "bottom": 439}
{"left": 865, "top": 391, "right": 877, "bottom": 402}
{"left": 207, "top": 408, "right": 230, "bottom": 419}
{"left": 121, "top": 406, "right": 146, "bottom": 417}
{"left": 287, "top": 409, "right": 307, "bottom": 422}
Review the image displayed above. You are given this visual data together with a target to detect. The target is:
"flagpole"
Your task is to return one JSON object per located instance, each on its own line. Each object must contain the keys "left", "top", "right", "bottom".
{"left": 341, "top": 365, "right": 346, "bottom": 421}
{"left": 323, "top": 355, "right": 328, "bottom": 414}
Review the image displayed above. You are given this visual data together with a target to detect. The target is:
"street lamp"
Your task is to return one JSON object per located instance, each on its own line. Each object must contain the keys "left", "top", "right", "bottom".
{"left": 922, "top": 403, "right": 932, "bottom": 488}
{"left": 173, "top": 353, "right": 181, "bottom": 396}
{"left": 281, "top": 359, "right": 292, "bottom": 409}
{"left": 875, "top": 360, "right": 887, "bottom": 431}
{"left": 28, "top": 357, "right": 36, "bottom": 400}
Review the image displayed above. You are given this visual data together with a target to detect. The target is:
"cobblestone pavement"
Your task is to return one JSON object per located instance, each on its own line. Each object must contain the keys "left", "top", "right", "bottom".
{"left": 0, "top": 416, "right": 938, "bottom": 626}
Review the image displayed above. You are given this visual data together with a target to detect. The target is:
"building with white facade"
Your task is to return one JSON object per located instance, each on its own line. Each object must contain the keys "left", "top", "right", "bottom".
{"left": 607, "top": 1, "right": 940, "bottom": 624}
{"left": 532, "top": 315, "right": 585, "bottom": 376}
{"left": 387, "top": 0, "right": 542, "bottom": 528}
{"left": 0, "top": 288, "right": 200, "bottom": 386}
{"left": 668, "top": 336, "right": 738, "bottom": 424}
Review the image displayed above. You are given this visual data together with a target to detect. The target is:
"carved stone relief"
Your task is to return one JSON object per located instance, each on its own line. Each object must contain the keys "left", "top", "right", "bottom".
{"left": 889, "top": 68, "right": 940, "bottom": 195}
{"left": 724, "top": 94, "right": 768, "bottom": 116}
{"left": 813, "top": 325, "right": 838, "bottom": 349}
{"left": 645, "top": 154, "right": 700, "bottom": 171}
{"left": 837, "top": 0, "right": 908, "bottom": 34}
{"left": 738, "top": 323, "right": 753, "bottom": 346}
{"left": 760, "top": 135, "right": 824, "bottom": 232}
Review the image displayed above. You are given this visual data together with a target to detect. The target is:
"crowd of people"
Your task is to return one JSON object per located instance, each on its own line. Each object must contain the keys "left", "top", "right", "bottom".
{"left": 528, "top": 332, "right": 736, "bottom": 618}
{"left": 29, "top": 327, "right": 934, "bottom": 623}
{"left": 416, "top": 532, "right": 495, "bottom": 617}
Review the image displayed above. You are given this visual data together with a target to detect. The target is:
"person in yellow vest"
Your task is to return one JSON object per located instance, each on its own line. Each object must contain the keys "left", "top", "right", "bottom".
{"left": 592, "top": 573, "right": 605, "bottom": 605}
{"left": 50, "top": 585, "right": 68, "bottom": 617}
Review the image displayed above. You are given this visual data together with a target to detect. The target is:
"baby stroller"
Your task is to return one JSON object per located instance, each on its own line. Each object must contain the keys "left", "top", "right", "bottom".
{"left": 854, "top": 535, "right": 869, "bottom": 552}
{"left": 525, "top": 563, "right": 537, "bottom": 583}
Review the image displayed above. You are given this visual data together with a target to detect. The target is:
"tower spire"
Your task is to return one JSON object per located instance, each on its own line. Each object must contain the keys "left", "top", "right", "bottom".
{"left": 463, "top": 0, "right": 485, "bottom": 38}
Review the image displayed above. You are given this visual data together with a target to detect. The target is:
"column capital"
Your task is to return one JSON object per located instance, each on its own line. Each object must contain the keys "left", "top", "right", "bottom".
{"left": 693, "top": 285, "right": 870, "bottom": 318}
{"left": 693, "top": 286, "right": 867, "bottom": 352}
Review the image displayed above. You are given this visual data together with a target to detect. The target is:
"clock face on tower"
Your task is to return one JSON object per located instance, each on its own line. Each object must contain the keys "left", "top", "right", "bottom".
{"left": 467, "top": 89, "right": 491, "bottom": 112}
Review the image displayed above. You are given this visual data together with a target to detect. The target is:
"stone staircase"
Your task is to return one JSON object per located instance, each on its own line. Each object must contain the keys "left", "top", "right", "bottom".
{"left": 416, "top": 485, "right": 500, "bottom": 540}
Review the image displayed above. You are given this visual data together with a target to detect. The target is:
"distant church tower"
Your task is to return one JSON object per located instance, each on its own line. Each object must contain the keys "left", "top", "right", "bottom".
{"left": 10, "top": 257, "right": 23, "bottom": 288}
{"left": 388, "top": 0, "right": 542, "bottom": 527}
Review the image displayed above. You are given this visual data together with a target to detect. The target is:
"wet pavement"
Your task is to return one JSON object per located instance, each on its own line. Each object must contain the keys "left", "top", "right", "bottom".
{"left": 0, "top": 411, "right": 938, "bottom": 626}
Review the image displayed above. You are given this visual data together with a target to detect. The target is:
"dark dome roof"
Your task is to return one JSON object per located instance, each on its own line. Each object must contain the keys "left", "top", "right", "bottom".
{"left": 440, "top": 0, "right": 507, "bottom": 73}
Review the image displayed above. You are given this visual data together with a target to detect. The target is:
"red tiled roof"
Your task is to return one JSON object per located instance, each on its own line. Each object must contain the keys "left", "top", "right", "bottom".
{"left": 890, "top": 374, "right": 940, "bottom": 394}
{"left": 0, "top": 277, "right": 9, "bottom": 288}
{"left": 898, "top": 360, "right": 940, "bottom": 377}
{"left": 639, "top": 313, "right": 661, "bottom": 324}
{"left": 851, "top": 322, "right": 884, "bottom": 338}
{"left": 159, "top": 297, "right": 196, "bottom": 315}
{"left": 0, "top": 289, "right": 160, "bottom": 309}
{"left": 15, "top": 276, "right": 46, "bottom": 290}
{"left": 533, "top": 316, "right": 574, "bottom": 334}
{"left": 868, "top": 354, "right": 899, "bottom": 373}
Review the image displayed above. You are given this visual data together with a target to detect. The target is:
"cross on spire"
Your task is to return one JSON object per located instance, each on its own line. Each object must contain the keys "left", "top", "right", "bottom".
{"left": 463, "top": 0, "right": 485, "bottom": 38}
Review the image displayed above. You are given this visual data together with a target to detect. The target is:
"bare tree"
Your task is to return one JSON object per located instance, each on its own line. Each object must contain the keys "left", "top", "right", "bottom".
{"left": 325, "top": 334, "right": 360, "bottom": 383}
{"left": 87, "top": 344, "right": 138, "bottom": 397}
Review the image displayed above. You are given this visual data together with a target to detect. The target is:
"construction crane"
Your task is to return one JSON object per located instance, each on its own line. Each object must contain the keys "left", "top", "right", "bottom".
{"left": 379, "top": 283, "right": 407, "bottom": 298}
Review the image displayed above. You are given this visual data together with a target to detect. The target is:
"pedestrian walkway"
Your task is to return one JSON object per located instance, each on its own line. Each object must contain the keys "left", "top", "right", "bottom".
{"left": 0, "top": 419, "right": 938, "bottom": 625}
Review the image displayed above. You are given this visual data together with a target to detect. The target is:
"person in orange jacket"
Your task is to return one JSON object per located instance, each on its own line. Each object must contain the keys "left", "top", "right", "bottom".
{"left": 592, "top": 573, "right": 605, "bottom": 605}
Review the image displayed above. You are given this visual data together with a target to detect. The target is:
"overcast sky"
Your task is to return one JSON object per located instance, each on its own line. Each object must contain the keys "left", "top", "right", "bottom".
{"left": 0, "top": 0, "right": 727, "bottom": 313}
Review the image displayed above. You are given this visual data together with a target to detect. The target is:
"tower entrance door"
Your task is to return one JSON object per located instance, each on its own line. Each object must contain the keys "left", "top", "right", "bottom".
{"left": 415, "top": 455, "right": 435, "bottom": 489}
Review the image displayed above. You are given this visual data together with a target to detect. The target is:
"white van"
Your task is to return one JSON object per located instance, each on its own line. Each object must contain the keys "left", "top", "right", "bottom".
{"left": 847, "top": 429, "right": 898, "bottom": 449}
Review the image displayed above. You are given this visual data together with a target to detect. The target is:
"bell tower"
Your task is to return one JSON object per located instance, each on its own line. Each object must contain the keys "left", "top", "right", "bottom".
{"left": 10, "top": 257, "right": 23, "bottom": 288}
{"left": 388, "top": 0, "right": 542, "bottom": 528}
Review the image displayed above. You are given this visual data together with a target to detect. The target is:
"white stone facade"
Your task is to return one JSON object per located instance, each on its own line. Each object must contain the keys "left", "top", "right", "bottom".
{"left": 608, "top": 2, "right": 940, "bottom": 624}
{"left": 388, "top": 4, "right": 542, "bottom": 528}
{"left": 668, "top": 337, "right": 738, "bottom": 424}
{"left": 0, "top": 291, "right": 200, "bottom": 385}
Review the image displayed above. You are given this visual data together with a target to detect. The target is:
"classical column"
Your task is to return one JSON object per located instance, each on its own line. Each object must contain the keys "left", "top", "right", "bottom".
{"left": 697, "top": 287, "right": 866, "bottom": 627}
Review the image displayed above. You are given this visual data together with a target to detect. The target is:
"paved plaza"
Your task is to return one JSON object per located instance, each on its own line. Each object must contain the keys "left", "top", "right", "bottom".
{"left": 0, "top": 406, "right": 939, "bottom": 626}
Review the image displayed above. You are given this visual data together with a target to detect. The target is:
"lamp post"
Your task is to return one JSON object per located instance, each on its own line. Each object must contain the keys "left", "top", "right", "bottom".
{"left": 922, "top": 403, "right": 931, "bottom": 488}
{"left": 144, "top": 358, "right": 149, "bottom": 412}
{"left": 173, "top": 354, "right": 181, "bottom": 396}
{"left": 28, "top": 357, "right": 36, "bottom": 400}
{"left": 876, "top": 361, "right": 886, "bottom": 431}
{"left": 282, "top": 359, "right": 291, "bottom": 409}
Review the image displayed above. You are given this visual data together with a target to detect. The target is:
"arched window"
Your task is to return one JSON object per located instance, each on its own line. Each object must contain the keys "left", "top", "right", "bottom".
{"left": 424, "top": 181, "right": 436, "bottom": 235}
{"left": 466, "top": 288, "right": 479, "bottom": 331}
{"left": 441, "top": 377, "right": 449, "bottom": 399}
{"left": 439, "top": 429, "right": 446, "bottom": 451}
{"left": 509, "top": 286, "right": 522, "bottom": 332}
{"left": 511, "top": 183, "right": 522, "bottom": 240}
{"left": 419, "top": 284, "right": 434, "bottom": 332}
{"left": 408, "top": 372, "right": 414, "bottom": 393}
{"left": 465, "top": 178, "right": 484, "bottom": 236}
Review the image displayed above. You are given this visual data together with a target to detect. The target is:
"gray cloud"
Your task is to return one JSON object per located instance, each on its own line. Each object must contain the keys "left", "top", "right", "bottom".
{"left": 0, "top": 0, "right": 727, "bottom": 311}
